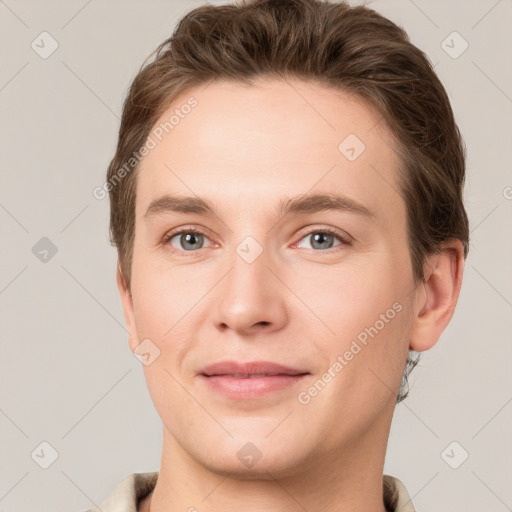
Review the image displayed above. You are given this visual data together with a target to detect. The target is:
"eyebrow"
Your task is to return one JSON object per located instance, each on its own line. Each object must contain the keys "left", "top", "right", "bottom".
{"left": 143, "top": 193, "right": 376, "bottom": 221}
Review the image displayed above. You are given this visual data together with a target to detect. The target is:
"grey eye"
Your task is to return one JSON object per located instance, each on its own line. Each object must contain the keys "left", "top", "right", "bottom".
{"left": 170, "top": 232, "right": 208, "bottom": 251}
{"left": 297, "top": 232, "right": 343, "bottom": 251}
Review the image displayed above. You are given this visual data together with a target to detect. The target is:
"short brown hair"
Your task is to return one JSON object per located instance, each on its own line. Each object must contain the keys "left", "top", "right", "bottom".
{"left": 106, "top": 0, "right": 469, "bottom": 402}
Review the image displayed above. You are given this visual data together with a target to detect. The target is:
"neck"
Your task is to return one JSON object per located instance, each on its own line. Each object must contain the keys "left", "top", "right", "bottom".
{"left": 144, "top": 409, "right": 393, "bottom": 512}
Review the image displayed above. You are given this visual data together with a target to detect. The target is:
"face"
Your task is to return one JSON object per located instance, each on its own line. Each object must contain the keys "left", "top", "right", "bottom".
{"left": 120, "top": 78, "right": 422, "bottom": 478}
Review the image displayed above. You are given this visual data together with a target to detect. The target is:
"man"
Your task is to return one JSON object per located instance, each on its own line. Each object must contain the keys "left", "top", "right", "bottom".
{"left": 91, "top": 0, "right": 468, "bottom": 510}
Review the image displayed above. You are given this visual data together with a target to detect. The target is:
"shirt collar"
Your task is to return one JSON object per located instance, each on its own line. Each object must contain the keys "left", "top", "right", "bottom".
{"left": 91, "top": 472, "right": 416, "bottom": 512}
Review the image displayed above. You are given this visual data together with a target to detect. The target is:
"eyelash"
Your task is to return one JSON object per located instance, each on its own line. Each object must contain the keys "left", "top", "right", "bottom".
{"left": 161, "top": 226, "right": 351, "bottom": 255}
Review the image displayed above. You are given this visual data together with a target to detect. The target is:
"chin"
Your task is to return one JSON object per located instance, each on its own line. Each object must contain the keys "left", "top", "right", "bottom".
{"left": 189, "top": 432, "right": 311, "bottom": 480}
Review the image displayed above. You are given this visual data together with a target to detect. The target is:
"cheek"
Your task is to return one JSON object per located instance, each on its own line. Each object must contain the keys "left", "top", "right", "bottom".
{"left": 130, "top": 285, "right": 171, "bottom": 342}
{"left": 130, "top": 251, "right": 203, "bottom": 341}
{"left": 297, "top": 254, "right": 406, "bottom": 340}
{"left": 302, "top": 257, "right": 412, "bottom": 396}
{"left": 129, "top": 256, "right": 213, "bottom": 393}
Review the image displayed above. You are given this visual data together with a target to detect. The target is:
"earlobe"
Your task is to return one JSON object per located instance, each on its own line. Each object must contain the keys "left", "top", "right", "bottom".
{"left": 116, "top": 262, "right": 140, "bottom": 352}
{"left": 409, "top": 240, "right": 465, "bottom": 352}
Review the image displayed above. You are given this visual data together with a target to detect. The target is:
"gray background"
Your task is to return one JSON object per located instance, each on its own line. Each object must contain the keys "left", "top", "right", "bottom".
{"left": 1, "top": 0, "right": 511, "bottom": 510}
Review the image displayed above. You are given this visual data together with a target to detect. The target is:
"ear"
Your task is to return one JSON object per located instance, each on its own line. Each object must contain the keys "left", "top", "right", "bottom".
{"left": 409, "top": 239, "right": 465, "bottom": 352}
{"left": 116, "top": 261, "right": 140, "bottom": 352}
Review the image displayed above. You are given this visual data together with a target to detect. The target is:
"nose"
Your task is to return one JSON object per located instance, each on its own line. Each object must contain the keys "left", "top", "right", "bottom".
{"left": 213, "top": 241, "right": 288, "bottom": 336}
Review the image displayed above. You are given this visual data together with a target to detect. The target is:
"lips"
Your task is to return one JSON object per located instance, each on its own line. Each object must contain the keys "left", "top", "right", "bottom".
{"left": 200, "top": 360, "right": 308, "bottom": 378}
{"left": 199, "top": 361, "right": 310, "bottom": 399}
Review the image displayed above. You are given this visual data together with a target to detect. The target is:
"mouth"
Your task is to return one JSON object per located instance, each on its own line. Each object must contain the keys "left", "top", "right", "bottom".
{"left": 199, "top": 360, "right": 310, "bottom": 399}
{"left": 200, "top": 360, "right": 308, "bottom": 377}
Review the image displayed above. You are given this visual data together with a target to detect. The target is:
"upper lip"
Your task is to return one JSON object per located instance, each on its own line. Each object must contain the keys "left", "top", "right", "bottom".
{"left": 200, "top": 360, "right": 309, "bottom": 377}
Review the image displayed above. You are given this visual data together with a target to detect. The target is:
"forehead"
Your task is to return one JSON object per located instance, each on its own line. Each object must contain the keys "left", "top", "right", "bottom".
{"left": 136, "top": 78, "right": 404, "bottom": 226}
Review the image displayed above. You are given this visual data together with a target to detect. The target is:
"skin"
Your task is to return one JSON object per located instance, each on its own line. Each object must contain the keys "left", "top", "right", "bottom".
{"left": 116, "top": 78, "right": 465, "bottom": 512}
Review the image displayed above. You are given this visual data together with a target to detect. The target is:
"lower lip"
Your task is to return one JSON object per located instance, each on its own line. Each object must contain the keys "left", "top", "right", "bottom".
{"left": 200, "top": 374, "right": 309, "bottom": 399}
